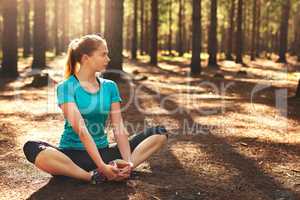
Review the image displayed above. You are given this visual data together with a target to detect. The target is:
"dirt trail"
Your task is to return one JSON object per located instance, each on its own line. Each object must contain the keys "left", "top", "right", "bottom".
{"left": 0, "top": 56, "right": 299, "bottom": 200}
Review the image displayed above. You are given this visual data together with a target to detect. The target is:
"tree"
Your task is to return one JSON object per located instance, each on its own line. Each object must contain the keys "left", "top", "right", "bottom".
{"left": 32, "top": 0, "right": 47, "bottom": 69}
{"left": 226, "top": 0, "right": 235, "bottom": 60}
{"left": 277, "top": 0, "right": 291, "bottom": 63}
{"left": 168, "top": 0, "right": 173, "bottom": 55}
{"left": 255, "top": 0, "right": 261, "bottom": 57}
{"left": 131, "top": 0, "right": 138, "bottom": 60}
{"left": 208, "top": 0, "right": 218, "bottom": 67}
{"left": 190, "top": 0, "right": 201, "bottom": 75}
{"left": 250, "top": 0, "right": 257, "bottom": 60}
{"left": 104, "top": 0, "right": 124, "bottom": 79}
{"left": 177, "top": 0, "right": 184, "bottom": 56}
{"left": 54, "top": 0, "right": 60, "bottom": 55}
{"left": 150, "top": 0, "right": 158, "bottom": 65}
{"left": 23, "top": 0, "right": 31, "bottom": 58}
{"left": 140, "top": 0, "right": 145, "bottom": 55}
{"left": 87, "top": 0, "right": 93, "bottom": 34}
{"left": 1, "top": 0, "right": 18, "bottom": 78}
{"left": 95, "top": 0, "right": 102, "bottom": 34}
{"left": 61, "top": 0, "right": 70, "bottom": 51}
{"left": 235, "top": 0, "right": 243, "bottom": 64}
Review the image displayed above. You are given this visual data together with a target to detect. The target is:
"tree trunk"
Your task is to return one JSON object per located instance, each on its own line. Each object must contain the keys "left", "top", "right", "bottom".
{"left": 177, "top": 0, "right": 183, "bottom": 56}
{"left": 150, "top": 0, "right": 158, "bottom": 65}
{"left": 297, "top": 7, "right": 300, "bottom": 62}
{"left": 61, "top": 0, "right": 69, "bottom": 52}
{"left": 235, "top": 0, "right": 243, "bottom": 64}
{"left": 82, "top": 0, "right": 87, "bottom": 35}
{"left": 168, "top": 0, "right": 173, "bottom": 55}
{"left": 23, "top": 0, "right": 31, "bottom": 58}
{"left": 226, "top": 0, "right": 235, "bottom": 60}
{"left": 140, "top": 0, "right": 145, "bottom": 55}
{"left": 295, "top": 79, "right": 300, "bottom": 98}
{"left": 32, "top": 0, "right": 47, "bottom": 69}
{"left": 255, "top": 0, "right": 261, "bottom": 57}
{"left": 104, "top": 0, "right": 124, "bottom": 80}
{"left": 145, "top": 1, "right": 150, "bottom": 55}
{"left": 54, "top": 0, "right": 60, "bottom": 55}
{"left": 131, "top": 0, "right": 138, "bottom": 60}
{"left": 250, "top": 0, "right": 256, "bottom": 60}
{"left": 95, "top": 0, "right": 102, "bottom": 34}
{"left": 87, "top": 0, "right": 93, "bottom": 34}
{"left": 208, "top": 0, "right": 218, "bottom": 67}
{"left": 1, "top": 0, "right": 18, "bottom": 78}
{"left": 277, "top": 0, "right": 290, "bottom": 63}
{"left": 191, "top": 0, "right": 201, "bottom": 75}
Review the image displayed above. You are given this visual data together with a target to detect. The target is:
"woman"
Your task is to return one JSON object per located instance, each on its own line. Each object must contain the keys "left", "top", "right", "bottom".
{"left": 23, "top": 34, "right": 168, "bottom": 184}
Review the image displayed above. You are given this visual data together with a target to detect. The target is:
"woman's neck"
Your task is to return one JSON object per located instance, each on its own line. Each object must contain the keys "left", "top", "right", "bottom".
{"left": 76, "top": 65, "right": 96, "bottom": 83}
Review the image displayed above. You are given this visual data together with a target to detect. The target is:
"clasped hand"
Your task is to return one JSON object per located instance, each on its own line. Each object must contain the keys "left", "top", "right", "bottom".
{"left": 99, "top": 160, "right": 132, "bottom": 181}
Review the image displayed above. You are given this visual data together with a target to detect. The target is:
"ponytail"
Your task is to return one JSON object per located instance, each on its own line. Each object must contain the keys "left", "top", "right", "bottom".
{"left": 65, "top": 47, "right": 78, "bottom": 79}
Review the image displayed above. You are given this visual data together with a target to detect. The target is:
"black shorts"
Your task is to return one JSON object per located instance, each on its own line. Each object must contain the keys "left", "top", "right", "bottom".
{"left": 23, "top": 126, "right": 168, "bottom": 171}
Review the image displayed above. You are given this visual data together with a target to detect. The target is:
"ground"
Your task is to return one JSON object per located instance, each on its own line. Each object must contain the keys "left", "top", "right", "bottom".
{"left": 0, "top": 55, "right": 299, "bottom": 200}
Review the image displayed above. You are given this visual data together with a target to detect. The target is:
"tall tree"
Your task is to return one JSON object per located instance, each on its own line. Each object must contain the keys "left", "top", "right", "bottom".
{"left": 104, "top": 0, "right": 124, "bottom": 79}
{"left": 190, "top": 0, "right": 201, "bottom": 75}
{"left": 250, "top": 0, "right": 257, "bottom": 60}
{"left": 87, "top": 0, "right": 93, "bottom": 34}
{"left": 82, "top": 0, "right": 87, "bottom": 35}
{"left": 277, "top": 0, "right": 291, "bottom": 63}
{"left": 54, "top": 0, "right": 60, "bottom": 55}
{"left": 297, "top": 4, "right": 300, "bottom": 62}
{"left": 95, "top": 0, "right": 102, "bottom": 34}
{"left": 23, "top": 0, "right": 31, "bottom": 58}
{"left": 255, "top": 0, "right": 261, "bottom": 57}
{"left": 235, "top": 0, "right": 243, "bottom": 64}
{"left": 177, "top": 0, "right": 184, "bottom": 56}
{"left": 168, "top": 0, "right": 173, "bottom": 55}
{"left": 208, "top": 0, "right": 218, "bottom": 67}
{"left": 144, "top": 1, "right": 150, "bottom": 55}
{"left": 1, "top": 0, "right": 18, "bottom": 78}
{"left": 131, "top": 0, "right": 138, "bottom": 60}
{"left": 226, "top": 0, "right": 235, "bottom": 60}
{"left": 32, "top": 0, "right": 47, "bottom": 69}
{"left": 140, "top": 0, "right": 145, "bottom": 55}
{"left": 150, "top": 0, "right": 158, "bottom": 65}
{"left": 61, "top": 0, "right": 70, "bottom": 51}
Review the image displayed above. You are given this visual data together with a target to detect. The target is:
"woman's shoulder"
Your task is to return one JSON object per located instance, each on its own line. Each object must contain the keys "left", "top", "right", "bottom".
{"left": 56, "top": 75, "right": 77, "bottom": 90}
{"left": 98, "top": 77, "right": 118, "bottom": 87}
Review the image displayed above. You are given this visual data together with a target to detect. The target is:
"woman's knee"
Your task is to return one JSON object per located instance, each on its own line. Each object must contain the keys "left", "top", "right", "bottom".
{"left": 23, "top": 140, "right": 54, "bottom": 164}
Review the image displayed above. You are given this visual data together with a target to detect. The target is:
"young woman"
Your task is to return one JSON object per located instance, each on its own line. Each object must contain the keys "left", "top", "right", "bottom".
{"left": 23, "top": 34, "right": 168, "bottom": 184}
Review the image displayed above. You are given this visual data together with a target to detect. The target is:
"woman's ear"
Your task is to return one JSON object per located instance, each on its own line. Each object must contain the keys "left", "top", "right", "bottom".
{"left": 81, "top": 54, "right": 89, "bottom": 63}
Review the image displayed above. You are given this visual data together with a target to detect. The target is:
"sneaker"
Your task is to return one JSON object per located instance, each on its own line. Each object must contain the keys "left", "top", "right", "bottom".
{"left": 90, "top": 169, "right": 106, "bottom": 184}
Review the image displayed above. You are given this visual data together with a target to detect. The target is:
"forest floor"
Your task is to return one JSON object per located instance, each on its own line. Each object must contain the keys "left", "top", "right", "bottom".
{"left": 0, "top": 54, "right": 300, "bottom": 200}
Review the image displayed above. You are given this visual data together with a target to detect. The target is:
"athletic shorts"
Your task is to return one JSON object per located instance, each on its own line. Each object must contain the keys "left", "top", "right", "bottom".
{"left": 23, "top": 126, "right": 168, "bottom": 171}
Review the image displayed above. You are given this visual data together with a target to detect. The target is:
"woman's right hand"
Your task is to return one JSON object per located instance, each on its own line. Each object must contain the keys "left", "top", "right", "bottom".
{"left": 99, "top": 164, "right": 119, "bottom": 180}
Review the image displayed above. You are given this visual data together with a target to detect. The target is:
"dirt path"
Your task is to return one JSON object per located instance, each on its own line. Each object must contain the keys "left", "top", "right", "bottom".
{"left": 0, "top": 56, "right": 299, "bottom": 200}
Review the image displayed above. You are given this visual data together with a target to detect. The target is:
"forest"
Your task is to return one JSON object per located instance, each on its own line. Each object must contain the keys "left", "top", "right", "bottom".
{"left": 0, "top": 0, "right": 300, "bottom": 199}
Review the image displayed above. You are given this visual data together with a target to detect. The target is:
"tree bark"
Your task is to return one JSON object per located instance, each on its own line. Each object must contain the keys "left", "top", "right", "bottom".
{"left": 177, "top": 0, "right": 184, "bottom": 56}
{"left": 255, "top": 0, "right": 261, "bottom": 57}
{"left": 150, "top": 0, "right": 158, "bottom": 65}
{"left": 95, "top": 0, "right": 102, "bottom": 34}
{"left": 140, "top": 0, "right": 145, "bottom": 55}
{"left": 226, "top": 0, "right": 235, "bottom": 60}
{"left": 250, "top": 0, "right": 256, "bottom": 60}
{"left": 235, "top": 0, "right": 243, "bottom": 64}
{"left": 191, "top": 0, "right": 201, "bottom": 75}
{"left": 87, "top": 0, "right": 93, "bottom": 34}
{"left": 208, "top": 0, "right": 218, "bottom": 67}
{"left": 23, "top": 0, "right": 31, "bottom": 58}
{"left": 32, "top": 0, "right": 47, "bottom": 69}
{"left": 168, "top": 0, "right": 173, "bottom": 55}
{"left": 54, "top": 0, "right": 60, "bottom": 55}
{"left": 104, "top": 0, "right": 124, "bottom": 80}
{"left": 131, "top": 0, "right": 138, "bottom": 60}
{"left": 277, "top": 0, "right": 290, "bottom": 63}
{"left": 1, "top": 0, "right": 18, "bottom": 78}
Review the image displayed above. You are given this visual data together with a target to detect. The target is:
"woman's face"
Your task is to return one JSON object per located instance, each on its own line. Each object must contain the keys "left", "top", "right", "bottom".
{"left": 86, "top": 43, "right": 110, "bottom": 72}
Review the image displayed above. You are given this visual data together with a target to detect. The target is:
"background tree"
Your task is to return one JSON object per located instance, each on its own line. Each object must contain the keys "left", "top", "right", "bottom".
{"left": 168, "top": 0, "right": 173, "bottom": 55}
{"left": 235, "top": 0, "right": 243, "bottom": 64}
{"left": 226, "top": 0, "right": 235, "bottom": 60}
{"left": 177, "top": 0, "right": 183, "bottom": 56}
{"left": 95, "top": 0, "right": 102, "bottom": 34}
{"left": 131, "top": 0, "right": 138, "bottom": 60}
{"left": 190, "top": 0, "right": 201, "bottom": 75}
{"left": 104, "top": 0, "right": 124, "bottom": 79}
{"left": 208, "top": 0, "right": 218, "bottom": 67}
{"left": 250, "top": 0, "right": 257, "bottom": 60}
{"left": 32, "top": 0, "right": 47, "bottom": 69}
{"left": 277, "top": 0, "right": 291, "bottom": 63}
{"left": 150, "top": 0, "right": 158, "bottom": 65}
{"left": 140, "top": 0, "right": 145, "bottom": 55}
{"left": 1, "top": 0, "right": 18, "bottom": 78}
{"left": 23, "top": 0, "right": 31, "bottom": 58}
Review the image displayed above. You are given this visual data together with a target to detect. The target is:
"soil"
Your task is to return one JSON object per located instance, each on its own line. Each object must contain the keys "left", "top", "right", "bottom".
{"left": 0, "top": 55, "right": 299, "bottom": 200}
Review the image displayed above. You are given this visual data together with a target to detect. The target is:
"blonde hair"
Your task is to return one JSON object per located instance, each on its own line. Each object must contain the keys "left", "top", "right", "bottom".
{"left": 65, "top": 34, "right": 106, "bottom": 79}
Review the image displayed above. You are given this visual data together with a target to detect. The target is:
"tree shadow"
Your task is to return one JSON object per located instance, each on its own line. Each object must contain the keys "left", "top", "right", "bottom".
{"left": 140, "top": 84, "right": 299, "bottom": 200}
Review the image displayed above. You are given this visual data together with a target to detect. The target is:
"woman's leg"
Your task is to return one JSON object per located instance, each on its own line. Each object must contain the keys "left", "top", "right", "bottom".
{"left": 23, "top": 141, "right": 91, "bottom": 182}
